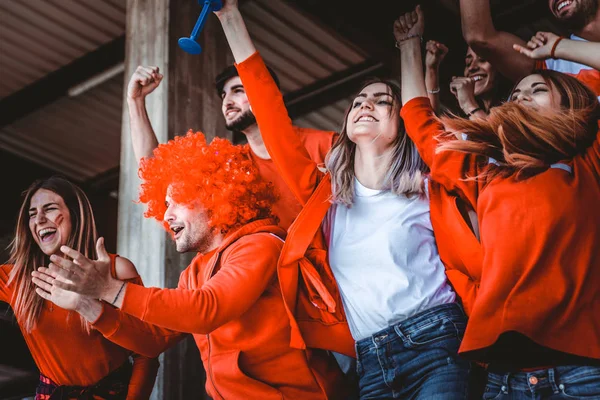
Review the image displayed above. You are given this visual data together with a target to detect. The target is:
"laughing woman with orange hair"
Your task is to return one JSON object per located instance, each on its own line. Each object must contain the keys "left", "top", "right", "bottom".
{"left": 1, "top": 176, "right": 158, "bottom": 399}
{"left": 397, "top": 6, "right": 600, "bottom": 399}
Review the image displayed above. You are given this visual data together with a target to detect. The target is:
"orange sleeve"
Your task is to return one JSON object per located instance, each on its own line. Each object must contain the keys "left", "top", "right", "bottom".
{"left": 93, "top": 304, "right": 184, "bottom": 358}
{"left": 582, "top": 126, "right": 600, "bottom": 176}
{"left": 236, "top": 52, "right": 323, "bottom": 205}
{"left": 119, "top": 233, "right": 283, "bottom": 334}
{"left": 445, "top": 270, "right": 478, "bottom": 316}
{"left": 126, "top": 354, "right": 159, "bottom": 400}
{"left": 401, "top": 97, "right": 481, "bottom": 208}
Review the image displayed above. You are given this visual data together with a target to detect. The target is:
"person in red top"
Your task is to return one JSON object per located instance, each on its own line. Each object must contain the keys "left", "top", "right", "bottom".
{"left": 397, "top": 6, "right": 600, "bottom": 398}
{"left": 213, "top": 1, "right": 491, "bottom": 398}
{"left": 1, "top": 176, "right": 158, "bottom": 399}
{"left": 459, "top": 0, "right": 599, "bottom": 97}
{"left": 126, "top": 58, "right": 335, "bottom": 230}
{"left": 34, "top": 132, "right": 345, "bottom": 399}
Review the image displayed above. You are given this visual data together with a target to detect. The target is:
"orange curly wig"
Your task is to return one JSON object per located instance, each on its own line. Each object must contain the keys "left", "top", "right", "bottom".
{"left": 138, "top": 131, "right": 277, "bottom": 234}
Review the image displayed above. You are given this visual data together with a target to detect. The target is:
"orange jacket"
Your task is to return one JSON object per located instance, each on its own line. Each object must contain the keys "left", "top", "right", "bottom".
{"left": 251, "top": 127, "right": 336, "bottom": 230}
{"left": 0, "top": 254, "right": 158, "bottom": 399}
{"left": 93, "top": 219, "right": 345, "bottom": 399}
{"left": 401, "top": 97, "right": 600, "bottom": 361}
{"left": 235, "top": 52, "right": 483, "bottom": 358}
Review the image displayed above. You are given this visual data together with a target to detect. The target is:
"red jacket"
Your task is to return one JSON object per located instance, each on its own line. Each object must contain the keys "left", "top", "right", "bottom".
{"left": 401, "top": 97, "right": 600, "bottom": 361}
{"left": 236, "top": 52, "right": 483, "bottom": 358}
{"left": 0, "top": 254, "right": 158, "bottom": 399}
{"left": 93, "top": 219, "right": 345, "bottom": 399}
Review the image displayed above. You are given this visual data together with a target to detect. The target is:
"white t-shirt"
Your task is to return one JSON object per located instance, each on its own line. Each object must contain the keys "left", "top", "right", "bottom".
{"left": 326, "top": 178, "right": 456, "bottom": 341}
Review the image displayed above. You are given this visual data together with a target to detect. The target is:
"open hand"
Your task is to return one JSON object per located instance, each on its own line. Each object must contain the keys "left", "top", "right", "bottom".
{"left": 32, "top": 267, "right": 83, "bottom": 311}
{"left": 425, "top": 40, "right": 448, "bottom": 69}
{"left": 393, "top": 5, "right": 425, "bottom": 43}
{"left": 127, "top": 66, "right": 163, "bottom": 101}
{"left": 45, "top": 237, "right": 113, "bottom": 300}
{"left": 513, "top": 31, "right": 562, "bottom": 60}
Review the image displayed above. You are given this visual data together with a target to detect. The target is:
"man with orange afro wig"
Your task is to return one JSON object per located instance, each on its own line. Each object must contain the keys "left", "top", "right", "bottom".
{"left": 41, "top": 131, "right": 346, "bottom": 399}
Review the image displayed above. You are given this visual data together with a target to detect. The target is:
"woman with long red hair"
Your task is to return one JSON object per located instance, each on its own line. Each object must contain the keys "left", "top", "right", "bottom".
{"left": 397, "top": 6, "right": 600, "bottom": 398}
{"left": 1, "top": 176, "right": 158, "bottom": 399}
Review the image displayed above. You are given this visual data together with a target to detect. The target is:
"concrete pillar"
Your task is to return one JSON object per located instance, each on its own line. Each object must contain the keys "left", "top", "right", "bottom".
{"left": 118, "top": 1, "right": 232, "bottom": 398}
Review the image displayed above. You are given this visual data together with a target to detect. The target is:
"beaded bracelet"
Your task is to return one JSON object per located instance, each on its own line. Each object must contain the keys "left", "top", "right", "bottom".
{"left": 427, "top": 87, "right": 440, "bottom": 94}
{"left": 395, "top": 34, "right": 423, "bottom": 49}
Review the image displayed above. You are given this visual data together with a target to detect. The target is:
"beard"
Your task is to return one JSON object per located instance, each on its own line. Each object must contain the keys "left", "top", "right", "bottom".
{"left": 225, "top": 109, "right": 257, "bottom": 132}
{"left": 556, "top": 0, "right": 598, "bottom": 31}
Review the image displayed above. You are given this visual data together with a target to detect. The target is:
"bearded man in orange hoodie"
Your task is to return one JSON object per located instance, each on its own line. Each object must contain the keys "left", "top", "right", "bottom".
{"left": 32, "top": 131, "right": 344, "bottom": 399}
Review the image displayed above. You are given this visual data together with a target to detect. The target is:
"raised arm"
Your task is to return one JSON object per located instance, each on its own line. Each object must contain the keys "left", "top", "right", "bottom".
{"left": 460, "top": 0, "right": 534, "bottom": 82}
{"left": 126, "top": 66, "right": 163, "bottom": 165}
{"left": 215, "top": 1, "right": 322, "bottom": 204}
{"left": 514, "top": 31, "right": 600, "bottom": 70}
{"left": 424, "top": 40, "right": 449, "bottom": 114}
{"left": 47, "top": 234, "right": 283, "bottom": 335}
{"left": 395, "top": 7, "right": 481, "bottom": 207}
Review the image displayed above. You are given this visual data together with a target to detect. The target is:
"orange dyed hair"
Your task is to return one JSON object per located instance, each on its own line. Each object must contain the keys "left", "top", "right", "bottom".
{"left": 437, "top": 70, "right": 599, "bottom": 181}
{"left": 138, "top": 131, "right": 277, "bottom": 234}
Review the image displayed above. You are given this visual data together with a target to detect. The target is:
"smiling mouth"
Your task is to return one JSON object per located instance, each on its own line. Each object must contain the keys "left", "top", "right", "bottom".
{"left": 556, "top": 0, "right": 573, "bottom": 13}
{"left": 470, "top": 75, "right": 486, "bottom": 82}
{"left": 38, "top": 228, "right": 57, "bottom": 243}
{"left": 225, "top": 108, "right": 240, "bottom": 117}
{"left": 170, "top": 226, "right": 184, "bottom": 239}
{"left": 355, "top": 115, "right": 378, "bottom": 123}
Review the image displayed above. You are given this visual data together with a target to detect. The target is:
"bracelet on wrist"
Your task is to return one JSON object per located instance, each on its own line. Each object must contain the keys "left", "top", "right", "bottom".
{"left": 550, "top": 36, "right": 565, "bottom": 59}
{"left": 395, "top": 34, "right": 423, "bottom": 48}
{"left": 111, "top": 282, "right": 126, "bottom": 306}
{"left": 466, "top": 107, "right": 483, "bottom": 117}
{"left": 427, "top": 88, "right": 440, "bottom": 94}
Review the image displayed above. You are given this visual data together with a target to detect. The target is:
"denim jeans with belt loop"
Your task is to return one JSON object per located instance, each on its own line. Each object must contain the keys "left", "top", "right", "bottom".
{"left": 484, "top": 365, "right": 600, "bottom": 399}
{"left": 355, "top": 302, "right": 471, "bottom": 399}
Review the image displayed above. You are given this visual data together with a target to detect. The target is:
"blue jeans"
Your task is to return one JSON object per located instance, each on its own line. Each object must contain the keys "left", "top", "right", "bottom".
{"left": 484, "top": 365, "right": 600, "bottom": 399}
{"left": 356, "top": 302, "right": 470, "bottom": 399}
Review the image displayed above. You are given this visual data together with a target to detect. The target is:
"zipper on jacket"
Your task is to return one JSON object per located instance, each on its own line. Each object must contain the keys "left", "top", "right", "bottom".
{"left": 206, "top": 334, "right": 224, "bottom": 399}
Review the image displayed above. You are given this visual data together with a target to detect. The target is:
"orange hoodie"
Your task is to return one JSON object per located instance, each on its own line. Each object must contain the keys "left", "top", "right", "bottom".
{"left": 0, "top": 254, "right": 158, "bottom": 399}
{"left": 401, "top": 96, "right": 600, "bottom": 361}
{"left": 235, "top": 52, "right": 483, "bottom": 357}
{"left": 92, "top": 219, "right": 345, "bottom": 399}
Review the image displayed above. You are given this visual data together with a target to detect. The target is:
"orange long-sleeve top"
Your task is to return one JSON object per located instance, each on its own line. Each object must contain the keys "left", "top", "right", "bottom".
{"left": 401, "top": 96, "right": 600, "bottom": 361}
{"left": 253, "top": 127, "right": 336, "bottom": 230}
{"left": 235, "top": 51, "right": 482, "bottom": 354}
{"left": 91, "top": 219, "right": 345, "bottom": 399}
{"left": 0, "top": 254, "right": 158, "bottom": 399}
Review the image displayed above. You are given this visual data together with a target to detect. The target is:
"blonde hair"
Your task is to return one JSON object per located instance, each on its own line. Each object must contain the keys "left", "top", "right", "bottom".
{"left": 437, "top": 70, "right": 600, "bottom": 181}
{"left": 326, "top": 79, "right": 427, "bottom": 206}
{"left": 7, "top": 176, "right": 98, "bottom": 332}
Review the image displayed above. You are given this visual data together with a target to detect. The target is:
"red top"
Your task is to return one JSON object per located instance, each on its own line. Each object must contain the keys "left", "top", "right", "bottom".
{"left": 92, "top": 220, "right": 345, "bottom": 399}
{"left": 234, "top": 51, "right": 483, "bottom": 358}
{"left": 0, "top": 254, "right": 158, "bottom": 398}
{"left": 252, "top": 127, "right": 336, "bottom": 230}
{"left": 401, "top": 97, "right": 600, "bottom": 361}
